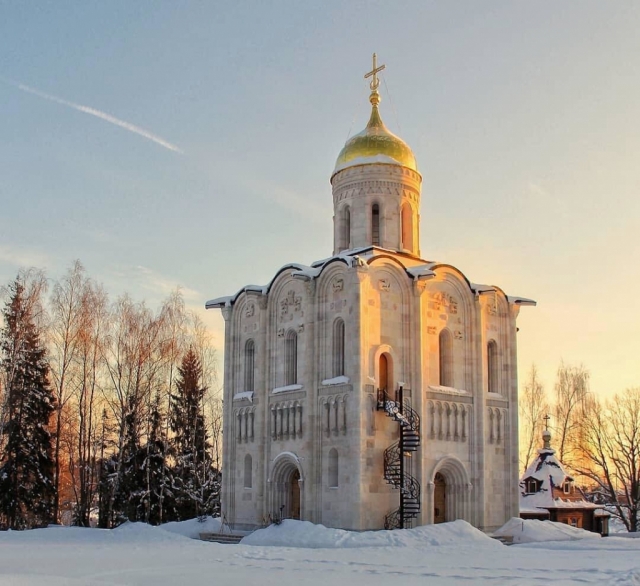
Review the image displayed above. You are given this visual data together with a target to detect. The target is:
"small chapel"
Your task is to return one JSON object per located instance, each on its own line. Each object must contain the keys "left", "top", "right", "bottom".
{"left": 206, "top": 55, "right": 535, "bottom": 532}
{"left": 519, "top": 427, "right": 610, "bottom": 535}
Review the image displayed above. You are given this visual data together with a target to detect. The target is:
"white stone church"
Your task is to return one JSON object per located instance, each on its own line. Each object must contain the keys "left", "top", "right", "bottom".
{"left": 207, "top": 56, "right": 535, "bottom": 533}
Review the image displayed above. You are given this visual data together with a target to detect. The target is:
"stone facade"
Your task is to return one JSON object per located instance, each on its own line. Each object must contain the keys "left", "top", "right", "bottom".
{"left": 207, "top": 81, "right": 534, "bottom": 533}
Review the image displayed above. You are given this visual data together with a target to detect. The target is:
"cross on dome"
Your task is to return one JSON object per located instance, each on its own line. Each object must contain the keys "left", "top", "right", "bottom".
{"left": 364, "top": 53, "right": 385, "bottom": 91}
{"left": 364, "top": 53, "right": 385, "bottom": 107}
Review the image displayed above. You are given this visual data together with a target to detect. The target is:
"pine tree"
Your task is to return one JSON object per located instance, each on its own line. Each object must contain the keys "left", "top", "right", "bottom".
{"left": 169, "top": 348, "right": 219, "bottom": 520}
{"left": 0, "top": 277, "right": 56, "bottom": 529}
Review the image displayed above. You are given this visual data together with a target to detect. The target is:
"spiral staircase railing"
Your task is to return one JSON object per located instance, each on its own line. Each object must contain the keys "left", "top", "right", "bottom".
{"left": 377, "top": 388, "right": 421, "bottom": 529}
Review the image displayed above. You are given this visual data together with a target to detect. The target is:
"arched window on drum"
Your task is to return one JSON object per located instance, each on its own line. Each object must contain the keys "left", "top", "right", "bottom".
{"left": 244, "top": 339, "right": 255, "bottom": 392}
{"left": 487, "top": 340, "right": 498, "bottom": 393}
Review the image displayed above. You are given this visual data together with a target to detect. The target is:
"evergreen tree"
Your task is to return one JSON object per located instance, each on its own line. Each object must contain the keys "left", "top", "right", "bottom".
{"left": 0, "top": 278, "right": 56, "bottom": 529}
{"left": 169, "top": 349, "right": 219, "bottom": 520}
{"left": 142, "top": 395, "right": 175, "bottom": 524}
{"left": 111, "top": 395, "right": 147, "bottom": 525}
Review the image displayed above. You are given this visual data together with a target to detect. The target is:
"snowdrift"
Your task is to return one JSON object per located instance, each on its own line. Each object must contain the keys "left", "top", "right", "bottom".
{"left": 241, "top": 518, "right": 502, "bottom": 549}
{"left": 493, "top": 517, "right": 602, "bottom": 544}
{"left": 160, "top": 516, "right": 222, "bottom": 539}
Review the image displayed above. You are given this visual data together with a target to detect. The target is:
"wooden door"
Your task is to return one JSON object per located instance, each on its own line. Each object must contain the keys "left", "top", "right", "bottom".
{"left": 434, "top": 473, "right": 446, "bottom": 524}
{"left": 290, "top": 470, "right": 301, "bottom": 520}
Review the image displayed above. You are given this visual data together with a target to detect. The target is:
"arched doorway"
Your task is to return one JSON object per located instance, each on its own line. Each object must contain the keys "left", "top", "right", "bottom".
{"left": 434, "top": 473, "right": 446, "bottom": 524}
{"left": 290, "top": 470, "right": 301, "bottom": 520}
{"left": 269, "top": 453, "right": 304, "bottom": 522}
{"left": 431, "top": 458, "right": 471, "bottom": 524}
{"left": 379, "top": 353, "right": 393, "bottom": 392}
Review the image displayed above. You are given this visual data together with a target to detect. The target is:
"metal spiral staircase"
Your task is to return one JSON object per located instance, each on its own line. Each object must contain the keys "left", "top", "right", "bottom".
{"left": 376, "top": 387, "right": 421, "bottom": 530}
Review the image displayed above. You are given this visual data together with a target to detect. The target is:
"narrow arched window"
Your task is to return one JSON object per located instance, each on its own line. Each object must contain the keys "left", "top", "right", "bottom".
{"left": 285, "top": 330, "right": 298, "bottom": 386}
{"left": 372, "top": 204, "right": 380, "bottom": 246}
{"left": 401, "top": 203, "right": 413, "bottom": 251}
{"left": 244, "top": 453, "right": 252, "bottom": 488}
{"left": 343, "top": 207, "right": 351, "bottom": 251}
{"left": 244, "top": 339, "right": 255, "bottom": 392}
{"left": 328, "top": 448, "right": 339, "bottom": 487}
{"left": 487, "top": 340, "right": 498, "bottom": 393}
{"left": 439, "top": 329, "right": 453, "bottom": 387}
{"left": 332, "top": 319, "right": 345, "bottom": 377}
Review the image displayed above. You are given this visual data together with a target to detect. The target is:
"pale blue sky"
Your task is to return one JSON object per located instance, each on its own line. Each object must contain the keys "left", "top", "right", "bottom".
{"left": 1, "top": 1, "right": 639, "bottom": 398}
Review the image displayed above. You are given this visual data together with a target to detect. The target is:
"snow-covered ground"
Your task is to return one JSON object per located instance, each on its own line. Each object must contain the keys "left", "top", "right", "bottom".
{"left": 1, "top": 518, "right": 640, "bottom": 586}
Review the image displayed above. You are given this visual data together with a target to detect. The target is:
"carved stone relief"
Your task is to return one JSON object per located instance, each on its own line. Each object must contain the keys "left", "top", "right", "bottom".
{"left": 430, "top": 291, "right": 458, "bottom": 314}
{"left": 280, "top": 290, "right": 302, "bottom": 319}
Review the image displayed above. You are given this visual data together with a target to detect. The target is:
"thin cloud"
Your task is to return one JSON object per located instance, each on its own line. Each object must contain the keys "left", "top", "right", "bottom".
{"left": 1, "top": 77, "right": 183, "bottom": 154}
{"left": 112, "top": 264, "right": 200, "bottom": 302}
{"left": 0, "top": 245, "right": 49, "bottom": 268}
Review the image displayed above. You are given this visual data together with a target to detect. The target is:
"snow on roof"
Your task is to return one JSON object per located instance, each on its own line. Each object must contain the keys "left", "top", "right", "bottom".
{"left": 471, "top": 283, "right": 537, "bottom": 307}
{"left": 520, "top": 446, "right": 568, "bottom": 510}
{"left": 406, "top": 264, "right": 436, "bottom": 281}
{"left": 507, "top": 295, "right": 537, "bottom": 306}
{"left": 291, "top": 265, "right": 323, "bottom": 280}
{"left": 206, "top": 254, "right": 533, "bottom": 311}
{"left": 470, "top": 283, "right": 495, "bottom": 294}
{"left": 519, "top": 435, "right": 604, "bottom": 513}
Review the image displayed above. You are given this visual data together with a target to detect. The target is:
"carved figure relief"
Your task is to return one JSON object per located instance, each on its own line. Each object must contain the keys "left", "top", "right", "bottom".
{"left": 280, "top": 289, "right": 302, "bottom": 318}
{"left": 430, "top": 292, "right": 458, "bottom": 314}
{"left": 245, "top": 303, "right": 255, "bottom": 318}
{"left": 378, "top": 279, "right": 391, "bottom": 292}
{"left": 332, "top": 278, "right": 344, "bottom": 293}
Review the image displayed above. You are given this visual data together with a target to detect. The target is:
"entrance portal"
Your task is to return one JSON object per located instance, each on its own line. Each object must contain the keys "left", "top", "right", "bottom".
{"left": 269, "top": 454, "right": 303, "bottom": 522}
{"left": 290, "top": 470, "right": 301, "bottom": 520}
{"left": 434, "top": 473, "right": 446, "bottom": 524}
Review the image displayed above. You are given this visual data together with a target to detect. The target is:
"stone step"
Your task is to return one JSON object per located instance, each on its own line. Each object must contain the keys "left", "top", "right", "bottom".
{"left": 199, "top": 532, "right": 244, "bottom": 544}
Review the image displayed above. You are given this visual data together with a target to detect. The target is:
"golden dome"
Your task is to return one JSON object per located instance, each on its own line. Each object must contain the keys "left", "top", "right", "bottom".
{"left": 333, "top": 95, "right": 418, "bottom": 176}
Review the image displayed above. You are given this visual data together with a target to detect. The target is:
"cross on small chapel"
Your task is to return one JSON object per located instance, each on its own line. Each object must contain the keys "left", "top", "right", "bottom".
{"left": 364, "top": 53, "right": 385, "bottom": 91}
{"left": 543, "top": 414, "right": 551, "bottom": 430}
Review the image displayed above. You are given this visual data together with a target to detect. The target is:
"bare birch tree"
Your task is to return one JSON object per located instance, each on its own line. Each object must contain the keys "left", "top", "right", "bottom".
{"left": 49, "top": 260, "right": 88, "bottom": 522}
{"left": 576, "top": 388, "right": 640, "bottom": 532}
{"left": 553, "top": 362, "right": 589, "bottom": 465}
{"left": 519, "top": 364, "right": 548, "bottom": 472}
{"left": 69, "top": 280, "right": 108, "bottom": 525}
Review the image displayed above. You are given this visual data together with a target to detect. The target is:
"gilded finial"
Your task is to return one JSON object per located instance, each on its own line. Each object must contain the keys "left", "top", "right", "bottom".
{"left": 542, "top": 414, "right": 552, "bottom": 449}
{"left": 364, "top": 53, "right": 385, "bottom": 107}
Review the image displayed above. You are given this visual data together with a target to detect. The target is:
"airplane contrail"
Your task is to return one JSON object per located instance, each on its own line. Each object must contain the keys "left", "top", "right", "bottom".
{"left": 1, "top": 77, "right": 183, "bottom": 154}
